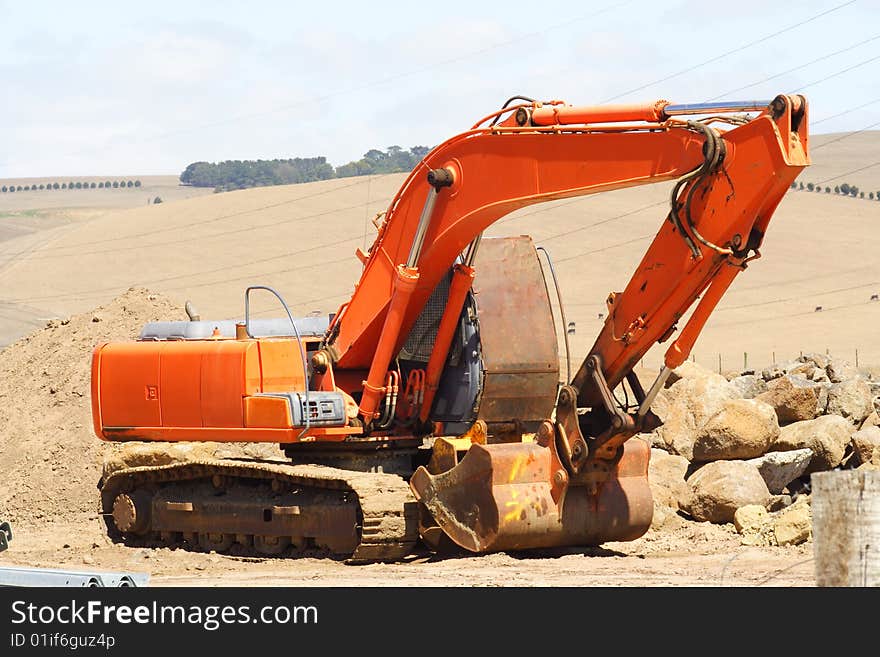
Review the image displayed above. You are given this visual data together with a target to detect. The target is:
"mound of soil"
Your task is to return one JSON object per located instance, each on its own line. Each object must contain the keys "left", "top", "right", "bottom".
{"left": 0, "top": 287, "right": 185, "bottom": 526}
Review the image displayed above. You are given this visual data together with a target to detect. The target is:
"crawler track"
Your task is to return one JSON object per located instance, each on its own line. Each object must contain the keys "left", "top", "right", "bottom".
{"left": 99, "top": 459, "right": 420, "bottom": 563}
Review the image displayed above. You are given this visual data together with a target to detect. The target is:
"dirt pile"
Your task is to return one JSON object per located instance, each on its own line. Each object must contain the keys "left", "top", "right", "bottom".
{"left": 0, "top": 287, "right": 184, "bottom": 526}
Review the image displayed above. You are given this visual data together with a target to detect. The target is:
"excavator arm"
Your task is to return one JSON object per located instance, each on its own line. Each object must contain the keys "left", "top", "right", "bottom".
{"left": 397, "top": 94, "right": 809, "bottom": 552}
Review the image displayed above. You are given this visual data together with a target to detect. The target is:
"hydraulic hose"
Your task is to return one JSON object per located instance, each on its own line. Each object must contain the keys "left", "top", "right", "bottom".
{"left": 669, "top": 121, "right": 733, "bottom": 258}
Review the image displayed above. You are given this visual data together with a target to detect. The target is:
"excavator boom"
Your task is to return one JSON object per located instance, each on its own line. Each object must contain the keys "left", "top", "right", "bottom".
{"left": 325, "top": 95, "right": 808, "bottom": 431}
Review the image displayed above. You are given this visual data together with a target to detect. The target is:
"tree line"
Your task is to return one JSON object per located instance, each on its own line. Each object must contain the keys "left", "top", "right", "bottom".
{"left": 790, "top": 180, "right": 879, "bottom": 200}
{"left": 1, "top": 180, "right": 142, "bottom": 193}
{"left": 180, "top": 146, "right": 432, "bottom": 193}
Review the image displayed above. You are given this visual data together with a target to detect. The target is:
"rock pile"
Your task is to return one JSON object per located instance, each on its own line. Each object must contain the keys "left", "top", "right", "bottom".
{"left": 644, "top": 353, "right": 879, "bottom": 546}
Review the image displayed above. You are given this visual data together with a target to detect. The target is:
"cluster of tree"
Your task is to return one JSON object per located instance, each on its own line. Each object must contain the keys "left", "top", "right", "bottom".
{"left": 181, "top": 157, "right": 335, "bottom": 192}
{"left": 790, "top": 181, "right": 879, "bottom": 200}
{"left": 0, "top": 180, "right": 141, "bottom": 193}
{"left": 334, "top": 146, "right": 430, "bottom": 178}
{"left": 180, "top": 146, "right": 432, "bottom": 193}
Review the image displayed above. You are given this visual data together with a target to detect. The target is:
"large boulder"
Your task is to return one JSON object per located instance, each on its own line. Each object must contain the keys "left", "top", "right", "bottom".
{"left": 861, "top": 411, "right": 880, "bottom": 431}
{"left": 825, "top": 378, "right": 874, "bottom": 424}
{"left": 772, "top": 495, "right": 812, "bottom": 546}
{"left": 761, "top": 365, "right": 785, "bottom": 382}
{"left": 868, "top": 381, "right": 880, "bottom": 414}
{"left": 771, "top": 414, "right": 853, "bottom": 473}
{"left": 663, "top": 360, "right": 714, "bottom": 388}
{"left": 691, "top": 398, "right": 779, "bottom": 462}
{"left": 730, "top": 374, "right": 767, "bottom": 399}
{"left": 734, "top": 504, "right": 774, "bottom": 546}
{"left": 787, "top": 362, "right": 819, "bottom": 379}
{"left": 825, "top": 359, "right": 859, "bottom": 384}
{"left": 653, "top": 368, "right": 740, "bottom": 460}
{"left": 810, "top": 369, "right": 832, "bottom": 385}
{"left": 755, "top": 374, "right": 828, "bottom": 424}
{"left": 745, "top": 448, "right": 812, "bottom": 494}
{"left": 648, "top": 448, "right": 689, "bottom": 510}
{"left": 733, "top": 496, "right": 812, "bottom": 546}
{"left": 682, "top": 460, "right": 771, "bottom": 524}
{"left": 851, "top": 425, "right": 880, "bottom": 466}
{"left": 799, "top": 352, "right": 831, "bottom": 370}
{"left": 767, "top": 494, "right": 793, "bottom": 512}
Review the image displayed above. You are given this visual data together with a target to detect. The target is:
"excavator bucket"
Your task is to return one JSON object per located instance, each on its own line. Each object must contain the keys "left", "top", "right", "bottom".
{"left": 409, "top": 438, "right": 653, "bottom": 553}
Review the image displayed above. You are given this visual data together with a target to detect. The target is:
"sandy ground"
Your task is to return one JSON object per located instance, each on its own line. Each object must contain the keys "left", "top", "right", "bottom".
{"left": 1, "top": 514, "right": 815, "bottom": 587}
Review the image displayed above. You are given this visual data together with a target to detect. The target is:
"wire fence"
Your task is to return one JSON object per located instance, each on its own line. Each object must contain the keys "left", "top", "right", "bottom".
{"left": 630, "top": 347, "right": 877, "bottom": 376}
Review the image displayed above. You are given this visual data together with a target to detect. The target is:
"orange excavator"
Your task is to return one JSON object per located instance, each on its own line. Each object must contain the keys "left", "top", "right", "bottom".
{"left": 91, "top": 93, "right": 809, "bottom": 560}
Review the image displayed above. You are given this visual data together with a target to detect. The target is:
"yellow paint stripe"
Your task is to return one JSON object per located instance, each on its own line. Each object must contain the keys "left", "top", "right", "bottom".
{"left": 509, "top": 455, "right": 524, "bottom": 483}
{"left": 503, "top": 507, "right": 521, "bottom": 523}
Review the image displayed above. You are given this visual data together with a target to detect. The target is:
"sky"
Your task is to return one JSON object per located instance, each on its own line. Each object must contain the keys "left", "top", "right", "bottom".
{"left": 1, "top": 0, "right": 878, "bottom": 177}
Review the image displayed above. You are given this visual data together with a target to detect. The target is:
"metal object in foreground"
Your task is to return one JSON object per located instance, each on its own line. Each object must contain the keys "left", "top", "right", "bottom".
{"left": 0, "top": 521, "right": 11, "bottom": 552}
{"left": 0, "top": 566, "right": 150, "bottom": 587}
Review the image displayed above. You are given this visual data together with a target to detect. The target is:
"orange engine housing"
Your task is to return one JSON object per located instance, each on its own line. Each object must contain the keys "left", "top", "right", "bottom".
{"left": 90, "top": 338, "right": 354, "bottom": 443}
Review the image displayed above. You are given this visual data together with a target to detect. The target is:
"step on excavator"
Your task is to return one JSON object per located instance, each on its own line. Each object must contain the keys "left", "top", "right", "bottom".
{"left": 91, "top": 93, "right": 809, "bottom": 561}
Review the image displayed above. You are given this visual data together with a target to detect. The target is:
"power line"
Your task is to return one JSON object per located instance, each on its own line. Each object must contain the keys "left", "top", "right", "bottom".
{"left": 538, "top": 200, "right": 666, "bottom": 245}
{"left": 601, "top": 0, "right": 859, "bottom": 102}
{"left": 38, "top": 2, "right": 634, "bottom": 165}
{"left": 791, "top": 52, "right": 880, "bottom": 92}
{"left": 165, "top": 256, "right": 357, "bottom": 293}
{"left": 710, "top": 293, "right": 880, "bottom": 329}
{"left": 0, "top": 176, "right": 373, "bottom": 257}
{"left": 1, "top": 234, "right": 364, "bottom": 304}
{"left": 231, "top": 291, "right": 353, "bottom": 320}
{"left": 814, "top": 160, "right": 880, "bottom": 184}
{"left": 12, "top": 196, "right": 392, "bottom": 261}
{"left": 812, "top": 119, "right": 880, "bottom": 151}
{"left": 725, "top": 266, "right": 872, "bottom": 294}
{"left": 705, "top": 33, "right": 880, "bottom": 101}
{"left": 715, "top": 279, "right": 880, "bottom": 312}
{"left": 563, "top": 265, "right": 877, "bottom": 310}
{"left": 812, "top": 96, "right": 880, "bottom": 125}
{"left": 554, "top": 233, "right": 654, "bottom": 263}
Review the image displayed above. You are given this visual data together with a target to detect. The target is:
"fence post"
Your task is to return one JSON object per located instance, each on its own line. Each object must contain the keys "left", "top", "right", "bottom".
{"left": 717, "top": 353, "right": 721, "bottom": 374}
{"left": 772, "top": 351, "right": 775, "bottom": 365}
{"left": 743, "top": 351, "right": 748, "bottom": 370}
{"left": 855, "top": 348, "right": 859, "bottom": 368}
{"left": 812, "top": 470, "right": 880, "bottom": 586}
